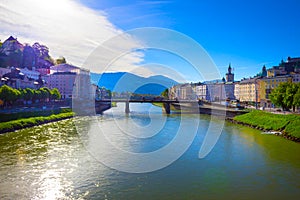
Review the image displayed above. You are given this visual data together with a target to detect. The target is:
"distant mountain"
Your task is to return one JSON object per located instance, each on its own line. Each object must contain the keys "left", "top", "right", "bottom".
{"left": 90, "top": 72, "right": 178, "bottom": 95}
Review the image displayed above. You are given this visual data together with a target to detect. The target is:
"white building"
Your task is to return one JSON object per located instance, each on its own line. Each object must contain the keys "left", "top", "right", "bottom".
{"left": 0, "top": 67, "right": 11, "bottom": 78}
{"left": 195, "top": 84, "right": 209, "bottom": 100}
{"left": 292, "top": 73, "right": 300, "bottom": 83}
{"left": 44, "top": 64, "right": 90, "bottom": 99}
{"left": 20, "top": 67, "right": 40, "bottom": 80}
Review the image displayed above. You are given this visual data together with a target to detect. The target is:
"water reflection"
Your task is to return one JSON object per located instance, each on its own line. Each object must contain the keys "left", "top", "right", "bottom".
{"left": 0, "top": 104, "right": 299, "bottom": 199}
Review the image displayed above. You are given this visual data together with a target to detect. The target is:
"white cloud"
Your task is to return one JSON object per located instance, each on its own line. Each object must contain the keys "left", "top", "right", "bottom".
{"left": 0, "top": 0, "right": 145, "bottom": 75}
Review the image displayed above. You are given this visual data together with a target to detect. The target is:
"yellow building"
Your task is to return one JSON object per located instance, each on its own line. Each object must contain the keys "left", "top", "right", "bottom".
{"left": 234, "top": 78, "right": 260, "bottom": 103}
{"left": 259, "top": 75, "right": 292, "bottom": 107}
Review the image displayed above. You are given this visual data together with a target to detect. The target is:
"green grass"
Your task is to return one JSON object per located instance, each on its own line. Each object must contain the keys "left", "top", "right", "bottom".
{"left": 0, "top": 107, "right": 72, "bottom": 122}
{"left": 234, "top": 110, "right": 300, "bottom": 139}
{"left": 152, "top": 102, "right": 179, "bottom": 111}
{"left": 152, "top": 102, "right": 163, "bottom": 107}
{"left": 285, "top": 119, "right": 300, "bottom": 139}
{"left": 0, "top": 112, "right": 74, "bottom": 134}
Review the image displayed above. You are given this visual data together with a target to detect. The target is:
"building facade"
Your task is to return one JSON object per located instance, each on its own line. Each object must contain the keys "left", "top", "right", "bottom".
{"left": 234, "top": 78, "right": 260, "bottom": 103}
{"left": 44, "top": 64, "right": 90, "bottom": 99}
{"left": 20, "top": 67, "right": 40, "bottom": 80}
{"left": 259, "top": 75, "right": 292, "bottom": 108}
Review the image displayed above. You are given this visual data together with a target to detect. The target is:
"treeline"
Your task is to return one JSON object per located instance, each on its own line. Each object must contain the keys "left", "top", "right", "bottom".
{"left": 0, "top": 85, "right": 61, "bottom": 107}
{"left": 270, "top": 82, "right": 300, "bottom": 111}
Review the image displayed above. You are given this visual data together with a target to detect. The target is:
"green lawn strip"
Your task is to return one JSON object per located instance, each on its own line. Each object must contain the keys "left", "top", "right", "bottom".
{"left": 0, "top": 112, "right": 74, "bottom": 134}
{"left": 152, "top": 102, "right": 180, "bottom": 111}
{"left": 284, "top": 119, "right": 300, "bottom": 139}
{"left": 233, "top": 110, "right": 300, "bottom": 139}
{"left": 0, "top": 107, "right": 72, "bottom": 123}
{"left": 152, "top": 102, "right": 163, "bottom": 107}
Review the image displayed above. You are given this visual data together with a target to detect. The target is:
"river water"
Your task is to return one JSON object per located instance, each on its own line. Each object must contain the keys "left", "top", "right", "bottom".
{"left": 0, "top": 104, "right": 299, "bottom": 199}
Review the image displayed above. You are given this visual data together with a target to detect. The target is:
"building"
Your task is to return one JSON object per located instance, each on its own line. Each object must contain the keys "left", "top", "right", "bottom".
{"left": 259, "top": 75, "right": 292, "bottom": 108}
{"left": 168, "top": 83, "right": 197, "bottom": 100}
{"left": 206, "top": 82, "right": 235, "bottom": 102}
{"left": 195, "top": 84, "right": 209, "bottom": 100}
{"left": 44, "top": 64, "right": 90, "bottom": 99}
{"left": 20, "top": 67, "right": 40, "bottom": 80}
{"left": 267, "top": 57, "right": 300, "bottom": 77}
{"left": 92, "top": 84, "right": 110, "bottom": 100}
{"left": 1, "top": 67, "right": 43, "bottom": 89}
{"left": 234, "top": 78, "right": 260, "bottom": 103}
{"left": 36, "top": 67, "right": 50, "bottom": 76}
{"left": 267, "top": 66, "right": 287, "bottom": 77}
{"left": 0, "top": 36, "right": 24, "bottom": 56}
{"left": 0, "top": 67, "right": 11, "bottom": 78}
{"left": 292, "top": 73, "right": 300, "bottom": 83}
{"left": 234, "top": 82, "right": 240, "bottom": 100}
{"left": 169, "top": 64, "right": 235, "bottom": 102}
{"left": 225, "top": 64, "right": 234, "bottom": 82}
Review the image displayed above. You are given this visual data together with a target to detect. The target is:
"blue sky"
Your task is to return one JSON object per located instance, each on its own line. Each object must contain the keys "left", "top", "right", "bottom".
{"left": 80, "top": 0, "right": 300, "bottom": 81}
{"left": 1, "top": 0, "right": 299, "bottom": 82}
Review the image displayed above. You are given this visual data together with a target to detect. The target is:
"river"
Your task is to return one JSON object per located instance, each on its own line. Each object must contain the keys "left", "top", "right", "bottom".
{"left": 0, "top": 103, "right": 299, "bottom": 199}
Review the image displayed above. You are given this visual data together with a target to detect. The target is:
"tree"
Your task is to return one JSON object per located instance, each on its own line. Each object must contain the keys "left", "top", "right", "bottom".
{"left": 293, "top": 84, "right": 300, "bottom": 109}
{"left": 24, "top": 88, "right": 34, "bottom": 102}
{"left": 284, "top": 83, "right": 298, "bottom": 112}
{"left": 33, "top": 90, "right": 42, "bottom": 102}
{"left": 55, "top": 56, "right": 66, "bottom": 65}
{"left": 270, "top": 82, "right": 299, "bottom": 111}
{"left": 161, "top": 89, "right": 168, "bottom": 98}
{"left": 22, "top": 44, "right": 36, "bottom": 69}
{"left": 18, "top": 88, "right": 25, "bottom": 100}
{"left": 51, "top": 88, "right": 61, "bottom": 100}
{"left": 0, "top": 85, "right": 20, "bottom": 106}
{"left": 39, "top": 87, "right": 51, "bottom": 102}
{"left": 270, "top": 82, "right": 290, "bottom": 110}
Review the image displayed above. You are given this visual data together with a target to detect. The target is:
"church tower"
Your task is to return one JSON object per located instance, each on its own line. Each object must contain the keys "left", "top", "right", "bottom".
{"left": 226, "top": 63, "right": 234, "bottom": 82}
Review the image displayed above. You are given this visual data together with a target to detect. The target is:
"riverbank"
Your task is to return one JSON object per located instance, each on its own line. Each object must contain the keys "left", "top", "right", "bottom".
{"left": 0, "top": 107, "right": 72, "bottom": 123}
{"left": 0, "top": 112, "right": 74, "bottom": 134}
{"left": 229, "top": 110, "right": 300, "bottom": 142}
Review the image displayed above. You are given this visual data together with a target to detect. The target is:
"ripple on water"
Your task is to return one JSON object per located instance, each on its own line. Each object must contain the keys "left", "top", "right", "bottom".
{"left": 0, "top": 107, "right": 300, "bottom": 199}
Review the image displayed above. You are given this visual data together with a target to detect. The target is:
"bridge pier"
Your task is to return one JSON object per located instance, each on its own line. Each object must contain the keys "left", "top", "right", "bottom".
{"left": 125, "top": 101, "right": 130, "bottom": 113}
{"left": 162, "top": 102, "right": 171, "bottom": 114}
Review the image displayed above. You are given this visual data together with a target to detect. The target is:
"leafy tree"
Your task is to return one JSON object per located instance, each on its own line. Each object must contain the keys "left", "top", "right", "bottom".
{"left": 293, "top": 84, "right": 300, "bottom": 109}
{"left": 24, "top": 88, "right": 34, "bottom": 101}
{"left": 284, "top": 83, "right": 298, "bottom": 112}
{"left": 161, "top": 89, "right": 168, "bottom": 98}
{"left": 270, "top": 82, "right": 299, "bottom": 111}
{"left": 106, "top": 89, "right": 112, "bottom": 98}
{"left": 33, "top": 90, "right": 42, "bottom": 102}
{"left": 18, "top": 88, "right": 25, "bottom": 99}
{"left": 12, "top": 89, "right": 21, "bottom": 103}
{"left": 270, "top": 82, "right": 290, "bottom": 110}
{"left": 42, "top": 87, "right": 52, "bottom": 101}
{"left": 55, "top": 56, "right": 66, "bottom": 65}
{"left": 39, "top": 87, "right": 51, "bottom": 102}
{"left": 0, "top": 85, "right": 19, "bottom": 106}
{"left": 22, "top": 44, "right": 36, "bottom": 69}
{"left": 51, "top": 88, "right": 61, "bottom": 100}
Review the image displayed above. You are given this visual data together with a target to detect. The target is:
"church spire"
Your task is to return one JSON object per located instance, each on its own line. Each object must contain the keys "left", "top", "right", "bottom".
{"left": 226, "top": 63, "right": 234, "bottom": 82}
{"left": 228, "top": 63, "right": 232, "bottom": 74}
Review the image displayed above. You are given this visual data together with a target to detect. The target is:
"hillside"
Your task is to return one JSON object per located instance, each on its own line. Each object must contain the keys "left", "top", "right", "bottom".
{"left": 90, "top": 72, "right": 177, "bottom": 95}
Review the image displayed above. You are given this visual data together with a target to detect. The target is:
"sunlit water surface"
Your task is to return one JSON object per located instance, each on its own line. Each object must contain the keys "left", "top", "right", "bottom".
{"left": 0, "top": 104, "right": 299, "bottom": 199}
